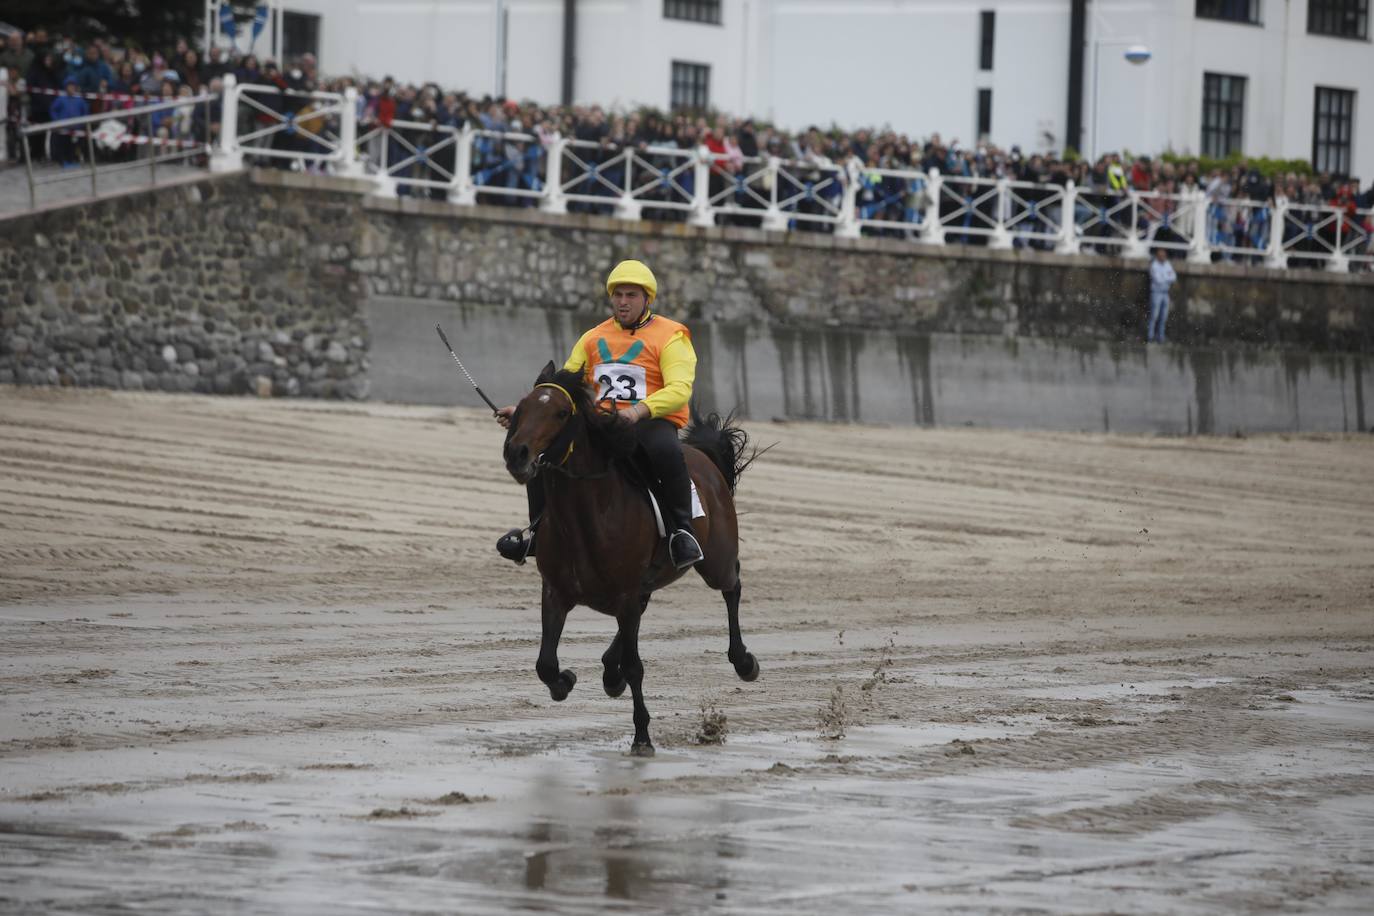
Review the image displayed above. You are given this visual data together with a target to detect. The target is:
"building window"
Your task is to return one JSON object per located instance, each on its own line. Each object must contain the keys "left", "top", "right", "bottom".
{"left": 1195, "top": 1, "right": 1261, "bottom": 24}
{"left": 282, "top": 11, "right": 320, "bottom": 63}
{"left": 1313, "top": 87, "right": 1355, "bottom": 175}
{"left": 1308, "top": 0, "right": 1369, "bottom": 39}
{"left": 977, "top": 88, "right": 992, "bottom": 139}
{"left": 671, "top": 61, "right": 710, "bottom": 112}
{"left": 1201, "top": 72, "right": 1246, "bottom": 157}
{"left": 664, "top": 0, "right": 722, "bottom": 25}
{"left": 979, "top": 11, "right": 995, "bottom": 70}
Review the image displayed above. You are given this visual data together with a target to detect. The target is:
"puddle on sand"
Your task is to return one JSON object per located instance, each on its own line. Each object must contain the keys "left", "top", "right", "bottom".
{"left": 3, "top": 706, "right": 1371, "bottom": 915}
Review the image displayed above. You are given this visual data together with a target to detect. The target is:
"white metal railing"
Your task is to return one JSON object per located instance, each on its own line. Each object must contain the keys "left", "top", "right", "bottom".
{"left": 19, "top": 91, "right": 218, "bottom": 208}
{"left": 11, "top": 73, "right": 1369, "bottom": 274}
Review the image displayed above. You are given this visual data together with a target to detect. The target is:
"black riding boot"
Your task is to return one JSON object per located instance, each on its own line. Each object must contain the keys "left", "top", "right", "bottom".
{"left": 497, "top": 481, "right": 544, "bottom": 565}
{"left": 659, "top": 451, "right": 704, "bottom": 570}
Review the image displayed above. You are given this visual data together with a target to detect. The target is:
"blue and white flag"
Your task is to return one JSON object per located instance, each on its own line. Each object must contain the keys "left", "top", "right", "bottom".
{"left": 219, "top": 4, "right": 237, "bottom": 39}
{"left": 251, "top": 4, "right": 270, "bottom": 45}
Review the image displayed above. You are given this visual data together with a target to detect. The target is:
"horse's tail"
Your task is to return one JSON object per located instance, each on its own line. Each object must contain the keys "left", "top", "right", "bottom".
{"left": 683, "top": 407, "right": 765, "bottom": 494}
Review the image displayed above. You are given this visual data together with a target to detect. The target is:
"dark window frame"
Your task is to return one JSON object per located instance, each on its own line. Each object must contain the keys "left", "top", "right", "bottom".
{"left": 977, "top": 88, "right": 993, "bottom": 139}
{"left": 1201, "top": 72, "right": 1247, "bottom": 158}
{"left": 1308, "top": 0, "right": 1370, "bottom": 39}
{"left": 979, "top": 10, "right": 995, "bottom": 70}
{"left": 670, "top": 60, "right": 711, "bottom": 112}
{"left": 663, "top": 0, "right": 723, "bottom": 25}
{"left": 281, "top": 10, "right": 321, "bottom": 64}
{"left": 1194, "top": 0, "right": 1262, "bottom": 25}
{"left": 1312, "top": 86, "right": 1356, "bottom": 176}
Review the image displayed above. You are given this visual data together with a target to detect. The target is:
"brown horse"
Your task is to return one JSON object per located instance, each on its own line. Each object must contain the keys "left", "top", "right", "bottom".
{"left": 501, "top": 362, "right": 760, "bottom": 756}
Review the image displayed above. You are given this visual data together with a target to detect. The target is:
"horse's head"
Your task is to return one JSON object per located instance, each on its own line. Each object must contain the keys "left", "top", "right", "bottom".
{"left": 503, "top": 361, "right": 578, "bottom": 484}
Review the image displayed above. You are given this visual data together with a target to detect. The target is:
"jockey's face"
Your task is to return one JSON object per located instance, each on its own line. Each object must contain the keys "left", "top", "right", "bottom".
{"left": 610, "top": 284, "right": 649, "bottom": 328}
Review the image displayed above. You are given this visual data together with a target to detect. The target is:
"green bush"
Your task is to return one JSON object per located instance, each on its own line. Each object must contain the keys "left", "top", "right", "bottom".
{"left": 1158, "top": 151, "right": 1313, "bottom": 179}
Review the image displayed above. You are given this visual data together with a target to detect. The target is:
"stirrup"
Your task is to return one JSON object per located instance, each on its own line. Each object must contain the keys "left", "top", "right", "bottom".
{"left": 668, "top": 529, "right": 704, "bottom": 569}
{"left": 496, "top": 527, "right": 535, "bottom": 565}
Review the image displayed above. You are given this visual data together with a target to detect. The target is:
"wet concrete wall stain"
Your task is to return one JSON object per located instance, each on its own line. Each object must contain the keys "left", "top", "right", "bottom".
{"left": 372, "top": 299, "right": 1374, "bottom": 435}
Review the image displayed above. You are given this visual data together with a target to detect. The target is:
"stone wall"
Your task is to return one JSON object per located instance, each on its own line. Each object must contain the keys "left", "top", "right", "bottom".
{"left": 3, "top": 169, "right": 1372, "bottom": 399}
{"left": 0, "top": 174, "right": 371, "bottom": 397}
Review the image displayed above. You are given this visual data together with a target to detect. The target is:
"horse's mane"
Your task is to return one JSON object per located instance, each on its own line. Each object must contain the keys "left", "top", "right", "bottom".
{"left": 549, "top": 368, "right": 642, "bottom": 464}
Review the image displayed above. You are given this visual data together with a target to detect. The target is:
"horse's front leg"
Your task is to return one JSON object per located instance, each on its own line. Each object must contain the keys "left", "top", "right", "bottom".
{"left": 601, "top": 631, "right": 626, "bottom": 698}
{"left": 617, "top": 595, "right": 654, "bottom": 756}
{"left": 536, "top": 581, "right": 577, "bottom": 701}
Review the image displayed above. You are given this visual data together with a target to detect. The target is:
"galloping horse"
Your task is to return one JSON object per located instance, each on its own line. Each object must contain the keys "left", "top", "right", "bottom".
{"left": 501, "top": 362, "right": 760, "bottom": 756}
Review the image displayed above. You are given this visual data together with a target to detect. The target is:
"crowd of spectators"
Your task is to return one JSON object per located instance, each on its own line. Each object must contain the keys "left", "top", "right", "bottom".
{"left": 3, "top": 25, "right": 1372, "bottom": 266}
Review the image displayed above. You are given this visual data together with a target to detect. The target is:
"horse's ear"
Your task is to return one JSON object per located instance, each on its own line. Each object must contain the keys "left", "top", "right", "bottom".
{"left": 535, "top": 360, "right": 557, "bottom": 384}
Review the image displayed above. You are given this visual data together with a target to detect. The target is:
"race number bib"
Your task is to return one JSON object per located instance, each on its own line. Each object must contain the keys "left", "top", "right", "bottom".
{"left": 593, "top": 362, "right": 647, "bottom": 404}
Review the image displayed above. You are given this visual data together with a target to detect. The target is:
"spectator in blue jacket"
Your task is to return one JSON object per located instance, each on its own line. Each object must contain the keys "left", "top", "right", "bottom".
{"left": 49, "top": 78, "right": 90, "bottom": 166}
{"left": 68, "top": 44, "right": 114, "bottom": 95}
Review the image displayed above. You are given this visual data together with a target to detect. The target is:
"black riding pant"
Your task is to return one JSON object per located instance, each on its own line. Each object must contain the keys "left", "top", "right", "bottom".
{"left": 525, "top": 418, "right": 693, "bottom": 530}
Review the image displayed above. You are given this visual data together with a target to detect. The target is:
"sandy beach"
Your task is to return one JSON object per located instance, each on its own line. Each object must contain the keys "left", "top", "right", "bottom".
{"left": 1, "top": 387, "right": 1372, "bottom": 914}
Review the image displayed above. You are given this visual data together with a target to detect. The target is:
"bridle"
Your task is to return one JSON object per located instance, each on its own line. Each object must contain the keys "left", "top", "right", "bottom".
{"left": 525, "top": 382, "right": 611, "bottom": 480}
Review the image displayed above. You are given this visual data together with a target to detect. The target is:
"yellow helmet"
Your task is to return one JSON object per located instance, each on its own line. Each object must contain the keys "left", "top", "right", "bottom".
{"left": 605, "top": 259, "right": 657, "bottom": 305}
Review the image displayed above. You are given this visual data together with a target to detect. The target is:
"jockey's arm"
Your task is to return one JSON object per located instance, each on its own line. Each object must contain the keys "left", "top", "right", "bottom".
{"left": 642, "top": 332, "right": 696, "bottom": 420}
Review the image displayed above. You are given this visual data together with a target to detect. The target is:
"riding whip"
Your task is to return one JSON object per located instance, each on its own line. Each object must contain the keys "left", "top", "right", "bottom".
{"left": 435, "top": 324, "right": 500, "bottom": 415}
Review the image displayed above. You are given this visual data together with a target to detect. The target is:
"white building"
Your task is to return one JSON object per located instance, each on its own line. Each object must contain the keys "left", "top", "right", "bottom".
{"left": 220, "top": 0, "right": 1374, "bottom": 176}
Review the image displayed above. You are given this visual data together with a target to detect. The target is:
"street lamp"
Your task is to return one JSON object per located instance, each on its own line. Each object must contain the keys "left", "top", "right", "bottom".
{"left": 1091, "top": 40, "right": 1151, "bottom": 161}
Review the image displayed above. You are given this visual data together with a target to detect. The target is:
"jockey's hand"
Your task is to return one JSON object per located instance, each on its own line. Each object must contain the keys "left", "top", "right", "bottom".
{"left": 495, "top": 405, "right": 516, "bottom": 428}
{"left": 621, "top": 403, "right": 650, "bottom": 425}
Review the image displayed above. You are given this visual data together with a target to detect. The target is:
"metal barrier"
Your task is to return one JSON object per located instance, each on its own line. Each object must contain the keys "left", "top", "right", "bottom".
{"left": 852, "top": 164, "right": 927, "bottom": 237}
{"left": 1338, "top": 205, "right": 1374, "bottom": 270}
{"left": 19, "top": 92, "right": 217, "bottom": 208}
{"left": 8, "top": 73, "right": 1369, "bottom": 275}
{"left": 1206, "top": 197, "right": 1273, "bottom": 262}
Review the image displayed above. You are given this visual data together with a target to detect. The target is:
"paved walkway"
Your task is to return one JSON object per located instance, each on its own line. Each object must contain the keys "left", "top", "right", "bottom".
{"left": 0, "top": 160, "right": 208, "bottom": 216}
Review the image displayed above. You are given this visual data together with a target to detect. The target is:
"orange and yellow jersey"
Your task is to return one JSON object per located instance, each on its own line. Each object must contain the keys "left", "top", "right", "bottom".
{"left": 564, "top": 310, "right": 696, "bottom": 428}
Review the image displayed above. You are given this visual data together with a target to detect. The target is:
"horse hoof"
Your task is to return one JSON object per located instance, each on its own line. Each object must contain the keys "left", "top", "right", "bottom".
{"left": 735, "top": 653, "right": 760, "bottom": 682}
{"left": 603, "top": 676, "right": 627, "bottom": 698}
{"left": 549, "top": 670, "right": 577, "bottom": 701}
{"left": 630, "top": 742, "right": 655, "bottom": 758}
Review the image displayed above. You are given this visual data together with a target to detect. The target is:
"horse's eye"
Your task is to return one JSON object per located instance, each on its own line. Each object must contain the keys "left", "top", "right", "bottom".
{"left": 557, "top": 409, "right": 570, "bottom": 419}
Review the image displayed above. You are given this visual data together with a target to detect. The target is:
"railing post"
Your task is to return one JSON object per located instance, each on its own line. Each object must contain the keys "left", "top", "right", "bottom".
{"left": 1123, "top": 191, "right": 1149, "bottom": 259}
{"left": 613, "top": 149, "right": 641, "bottom": 221}
{"left": 540, "top": 135, "right": 567, "bottom": 215}
{"left": 0, "top": 70, "right": 8, "bottom": 166}
{"left": 87, "top": 124, "right": 98, "bottom": 197}
{"left": 1055, "top": 180, "right": 1080, "bottom": 255}
{"left": 1266, "top": 199, "right": 1289, "bottom": 270}
{"left": 335, "top": 86, "right": 363, "bottom": 178}
{"left": 688, "top": 146, "right": 714, "bottom": 228}
{"left": 988, "top": 176, "right": 1013, "bottom": 250}
{"left": 372, "top": 127, "right": 398, "bottom": 198}
{"left": 211, "top": 74, "right": 244, "bottom": 173}
{"left": 448, "top": 123, "right": 476, "bottom": 206}
{"left": 919, "top": 168, "right": 945, "bottom": 246}
{"left": 834, "top": 158, "right": 861, "bottom": 239}
{"left": 1187, "top": 188, "right": 1211, "bottom": 265}
{"left": 762, "top": 156, "right": 788, "bottom": 231}
{"left": 1327, "top": 210, "right": 1349, "bottom": 273}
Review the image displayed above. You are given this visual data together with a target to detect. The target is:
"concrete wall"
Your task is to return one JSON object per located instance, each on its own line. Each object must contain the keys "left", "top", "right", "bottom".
{"left": 2, "top": 170, "right": 1372, "bottom": 399}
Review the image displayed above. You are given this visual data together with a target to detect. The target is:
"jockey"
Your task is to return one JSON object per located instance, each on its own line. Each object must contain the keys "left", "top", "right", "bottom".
{"left": 494, "top": 259, "right": 706, "bottom": 569}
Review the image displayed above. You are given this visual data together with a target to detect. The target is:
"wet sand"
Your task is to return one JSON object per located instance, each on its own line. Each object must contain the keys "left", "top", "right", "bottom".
{"left": 1, "top": 387, "right": 1372, "bottom": 914}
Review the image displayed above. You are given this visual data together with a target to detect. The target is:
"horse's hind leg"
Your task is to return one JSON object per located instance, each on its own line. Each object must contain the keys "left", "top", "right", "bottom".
{"left": 724, "top": 563, "right": 759, "bottom": 682}
{"left": 536, "top": 582, "right": 577, "bottom": 702}
{"left": 601, "top": 630, "right": 626, "bottom": 698}
{"left": 617, "top": 598, "right": 654, "bottom": 756}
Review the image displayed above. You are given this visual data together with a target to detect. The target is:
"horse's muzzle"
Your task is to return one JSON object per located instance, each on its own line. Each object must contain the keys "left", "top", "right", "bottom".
{"left": 504, "top": 442, "right": 535, "bottom": 483}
